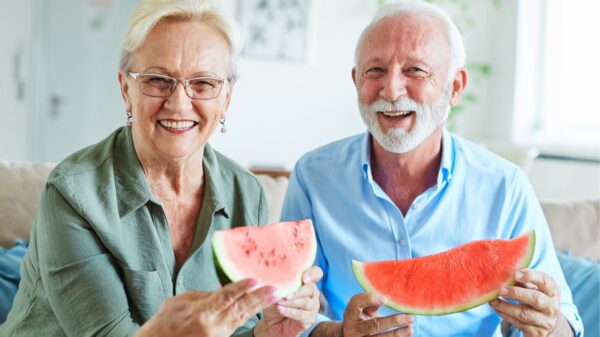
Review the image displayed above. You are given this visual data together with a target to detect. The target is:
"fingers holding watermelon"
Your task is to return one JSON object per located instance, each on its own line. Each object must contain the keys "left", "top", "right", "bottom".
{"left": 300, "top": 264, "right": 324, "bottom": 286}
{"left": 255, "top": 266, "right": 323, "bottom": 337}
{"left": 214, "top": 278, "right": 278, "bottom": 317}
{"left": 342, "top": 292, "right": 413, "bottom": 337}
{"left": 277, "top": 266, "right": 322, "bottom": 315}
{"left": 490, "top": 269, "right": 565, "bottom": 337}
{"left": 135, "top": 279, "right": 277, "bottom": 337}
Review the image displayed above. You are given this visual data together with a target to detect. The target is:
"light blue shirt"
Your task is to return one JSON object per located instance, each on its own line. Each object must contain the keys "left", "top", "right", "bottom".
{"left": 281, "top": 130, "right": 583, "bottom": 337}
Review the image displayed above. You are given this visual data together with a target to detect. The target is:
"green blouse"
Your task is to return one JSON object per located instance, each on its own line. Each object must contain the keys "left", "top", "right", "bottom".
{"left": 0, "top": 127, "right": 268, "bottom": 337}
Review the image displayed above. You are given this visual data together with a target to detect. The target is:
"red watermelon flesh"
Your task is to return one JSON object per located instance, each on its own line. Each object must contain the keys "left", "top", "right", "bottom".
{"left": 352, "top": 231, "right": 536, "bottom": 315}
{"left": 212, "top": 220, "right": 317, "bottom": 298}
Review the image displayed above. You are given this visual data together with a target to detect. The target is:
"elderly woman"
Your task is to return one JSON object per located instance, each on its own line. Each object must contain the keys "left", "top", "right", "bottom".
{"left": 0, "top": 1, "right": 321, "bottom": 336}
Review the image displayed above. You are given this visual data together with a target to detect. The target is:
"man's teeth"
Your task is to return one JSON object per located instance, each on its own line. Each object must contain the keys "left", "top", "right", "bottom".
{"left": 382, "top": 110, "right": 413, "bottom": 117}
{"left": 159, "top": 120, "right": 195, "bottom": 130}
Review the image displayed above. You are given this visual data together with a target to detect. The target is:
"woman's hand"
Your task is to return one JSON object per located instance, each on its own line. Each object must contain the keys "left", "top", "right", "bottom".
{"left": 135, "top": 278, "right": 276, "bottom": 337}
{"left": 255, "top": 266, "right": 323, "bottom": 337}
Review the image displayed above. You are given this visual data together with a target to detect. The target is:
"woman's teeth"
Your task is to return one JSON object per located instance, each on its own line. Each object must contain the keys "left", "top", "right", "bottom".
{"left": 159, "top": 120, "right": 195, "bottom": 130}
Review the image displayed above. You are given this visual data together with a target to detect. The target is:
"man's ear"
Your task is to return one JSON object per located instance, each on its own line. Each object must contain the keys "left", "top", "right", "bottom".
{"left": 352, "top": 67, "right": 357, "bottom": 86}
{"left": 118, "top": 72, "right": 133, "bottom": 112}
{"left": 450, "top": 68, "right": 468, "bottom": 106}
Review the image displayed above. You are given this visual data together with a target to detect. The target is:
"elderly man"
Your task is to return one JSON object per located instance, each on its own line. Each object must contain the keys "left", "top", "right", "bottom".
{"left": 280, "top": 1, "right": 583, "bottom": 336}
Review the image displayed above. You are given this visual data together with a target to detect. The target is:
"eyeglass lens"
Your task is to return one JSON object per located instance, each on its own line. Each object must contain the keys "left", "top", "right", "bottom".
{"left": 137, "top": 74, "right": 223, "bottom": 99}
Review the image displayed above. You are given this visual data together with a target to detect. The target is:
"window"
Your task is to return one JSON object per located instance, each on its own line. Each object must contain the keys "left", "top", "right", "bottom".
{"left": 514, "top": 0, "right": 600, "bottom": 157}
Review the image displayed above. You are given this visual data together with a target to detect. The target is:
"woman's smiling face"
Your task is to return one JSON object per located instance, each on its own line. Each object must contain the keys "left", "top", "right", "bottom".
{"left": 120, "top": 19, "right": 233, "bottom": 162}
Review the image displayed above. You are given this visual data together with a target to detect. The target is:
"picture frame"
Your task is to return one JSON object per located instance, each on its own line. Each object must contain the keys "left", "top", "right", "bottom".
{"left": 237, "top": 0, "right": 313, "bottom": 62}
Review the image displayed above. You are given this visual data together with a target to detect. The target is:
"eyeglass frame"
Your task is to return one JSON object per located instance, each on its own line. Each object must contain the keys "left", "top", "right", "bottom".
{"left": 128, "top": 71, "right": 230, "bottom": 100}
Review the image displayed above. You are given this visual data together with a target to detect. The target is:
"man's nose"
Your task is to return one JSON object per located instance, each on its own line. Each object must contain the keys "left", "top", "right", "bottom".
{"left": 380, "top": 72, "right": 407, "bottom": 102}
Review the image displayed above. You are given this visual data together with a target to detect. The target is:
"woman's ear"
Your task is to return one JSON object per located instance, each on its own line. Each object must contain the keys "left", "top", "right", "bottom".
{"left": 118, "top": 72, "right": 133, "bottom": 112}
{"left": 450, "top": 68, "right": 468, "bottom": 106}
{"left": 223, "top": 79, "right": 235, "bottom": 111}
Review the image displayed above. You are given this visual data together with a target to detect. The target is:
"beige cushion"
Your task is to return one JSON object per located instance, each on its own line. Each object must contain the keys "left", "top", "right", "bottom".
{"left": 0, "top": 161, "right": 54, "bottom": 247}
{"left": 541, "top": 199, "right": 600, "bottom": 261}
{"left": 0, "top": 164, "right": 290, "bottom": 247}
{"left": 1, "top": 161, "right": 598, "bottom": 261}
{"left": 255, "top": 174, "right": 289, "bottom": 224}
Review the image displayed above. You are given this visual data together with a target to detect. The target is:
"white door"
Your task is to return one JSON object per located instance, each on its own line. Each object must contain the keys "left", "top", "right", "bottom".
{"left": 0, "top": 0, "right": 33, "bottom": 160}
{"left": 32, "top": 0, "right": 138, "bottom": 162}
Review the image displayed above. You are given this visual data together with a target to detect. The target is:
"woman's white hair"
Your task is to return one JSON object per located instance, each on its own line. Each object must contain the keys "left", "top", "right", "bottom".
{"left": 119, "top": 0, "right": 242, "bottom": 79}
{"left": 355, "top": 0, "right": 465, "bottom": 81}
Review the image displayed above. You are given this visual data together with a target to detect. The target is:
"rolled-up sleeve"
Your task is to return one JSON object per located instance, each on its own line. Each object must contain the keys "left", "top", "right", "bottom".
{"left": 36, "top": 183, "right": 139, "bottom": 337}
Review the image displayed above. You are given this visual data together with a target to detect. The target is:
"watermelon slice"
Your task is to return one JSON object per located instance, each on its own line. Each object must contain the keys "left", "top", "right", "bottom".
{"left": 212, "top": 220, "right": 317, "bottom": 298}
{"left": 352, "top": 231, "right": 536, "bottom": 315}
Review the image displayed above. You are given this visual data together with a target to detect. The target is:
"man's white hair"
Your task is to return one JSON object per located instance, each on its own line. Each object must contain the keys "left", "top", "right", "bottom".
{"left": 119, "top": 0, "right": 242, "bottom": 80}
{"left": 354, "top": 0, "right": 465, "bottom": 81}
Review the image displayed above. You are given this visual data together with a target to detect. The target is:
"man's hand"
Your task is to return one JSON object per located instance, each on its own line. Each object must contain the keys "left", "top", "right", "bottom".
{"left": 341, "top": 292, "right": 413, "bottom": 337}
{"left": 490, "top": 269, "right": 574, "bottom": 337}
{"left": 255, "top": 266, "right": 323, "bottom": 337}
{"left": 135, "top": 279, "right": 276, "bottom": 337}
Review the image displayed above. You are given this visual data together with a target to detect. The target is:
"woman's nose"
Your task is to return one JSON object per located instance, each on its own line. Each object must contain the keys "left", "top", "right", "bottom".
{"left": 165, "top": 81, "right": 193, "bottom": 111}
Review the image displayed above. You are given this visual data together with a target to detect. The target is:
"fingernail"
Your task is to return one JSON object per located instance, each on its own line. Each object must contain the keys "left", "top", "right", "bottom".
{"left": 378, "top": 295, "right": 387, "bottom": 304}
{"left": 277, "top": 305, "right": 286, "bottom": 313}
{"left": 269, "top": 295, "right": 279, "bottom": 305}
{"left": 303, "top": 275, "right": 311, "bottom": 283}
{"left": 515, "top": 271, "right": 523, "bottom": 280}
{"left": 500, "top": 287, "right": 508, "bottom": 296}
{"left": 266, "top": 286, "right": 277, "bottom": 294}
{"left": 247, "top": 278, "right": 258, "bottom": 287}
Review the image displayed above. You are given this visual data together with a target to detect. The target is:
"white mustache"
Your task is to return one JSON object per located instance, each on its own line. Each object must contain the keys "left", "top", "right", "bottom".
{"left": 366, "top": 97, "right": 421, "bottom": 114}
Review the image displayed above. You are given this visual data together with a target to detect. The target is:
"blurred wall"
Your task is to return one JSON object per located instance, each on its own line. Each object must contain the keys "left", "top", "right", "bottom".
{"left": 0, "top": 0, "right": 33, "bottom": 160}
{"left": 0, "top": 0, "right": 597, "bottom": 200}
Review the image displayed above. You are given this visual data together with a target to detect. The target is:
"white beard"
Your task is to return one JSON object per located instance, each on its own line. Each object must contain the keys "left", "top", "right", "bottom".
{"left": 359, "top": 85, "right": 452, "bottom": 154}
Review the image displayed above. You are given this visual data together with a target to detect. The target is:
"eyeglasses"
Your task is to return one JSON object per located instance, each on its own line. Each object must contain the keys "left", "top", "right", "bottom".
{"left": 128, "top": 72, "right": 227, "bottom": 100}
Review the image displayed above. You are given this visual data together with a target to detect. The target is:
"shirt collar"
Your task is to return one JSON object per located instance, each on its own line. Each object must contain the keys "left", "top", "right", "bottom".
{"left": 360, "top": 132, "right": 372, "bottom": 181}
{"left": 359, "top": 129, "right": 455, "bottom": 186}
{"left": 201, "top": 143, "right": 230, "bottom": 219}
{"left": 114, "top": 127, "right": 153, "bottom": 218}
{"left": 438, "top": 128, "right": 455, "bottom": 185}
{"left": 114, "top": 127, "right": 228, "bottom": 218}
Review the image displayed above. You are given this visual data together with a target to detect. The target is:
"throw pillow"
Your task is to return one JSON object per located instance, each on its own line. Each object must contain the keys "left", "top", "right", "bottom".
{"left": 0, "top": 240, "right": 28, "bottom": 324}
{"left": 557, "top": 250, "right": 599, "bottom": 337}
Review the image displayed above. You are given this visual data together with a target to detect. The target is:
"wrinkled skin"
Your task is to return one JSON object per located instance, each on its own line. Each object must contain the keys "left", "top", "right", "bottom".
{"left": 135, "top": 279, "right": 275, "bottom": 337}
{"left": 255, "top": 266, "right": 323, "bottom": 337}
{"left": 491, "top": 269, "right": 574, "bottom": 337}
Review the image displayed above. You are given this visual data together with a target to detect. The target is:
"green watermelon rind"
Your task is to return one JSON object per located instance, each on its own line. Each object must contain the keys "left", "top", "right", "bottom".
{"left": 212, "top": 224, "right": 317, "bottom": 298}
{"left": 351, "top": 231, "right": 536, "bottom": 316}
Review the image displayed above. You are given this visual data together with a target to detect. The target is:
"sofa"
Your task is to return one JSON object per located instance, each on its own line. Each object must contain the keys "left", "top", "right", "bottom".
{"left": 1, "top": 161, "right": 599, "bottom": 334}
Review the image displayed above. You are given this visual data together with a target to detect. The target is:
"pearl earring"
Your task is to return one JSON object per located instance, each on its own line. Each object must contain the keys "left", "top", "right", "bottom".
{"left": 219, "top": 116, "right": 227, "bottom": 133}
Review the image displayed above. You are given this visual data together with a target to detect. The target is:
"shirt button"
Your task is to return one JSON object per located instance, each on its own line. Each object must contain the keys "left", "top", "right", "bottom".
{"left": 400, "top": 239, "right": 406, "bottom": 246}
